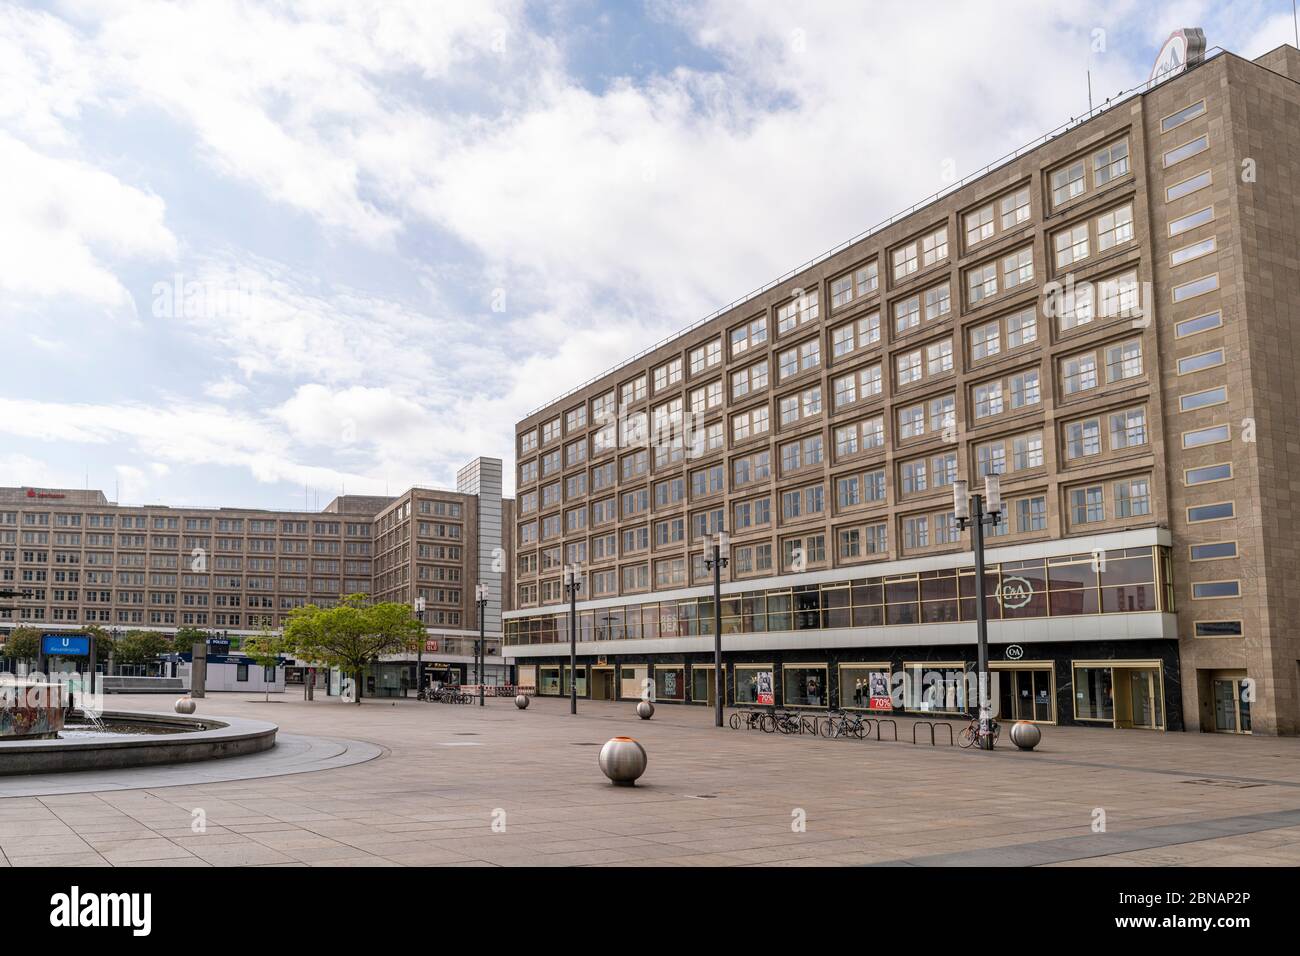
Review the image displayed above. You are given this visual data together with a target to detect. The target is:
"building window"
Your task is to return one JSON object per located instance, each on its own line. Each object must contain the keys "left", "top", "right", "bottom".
{"left": 1114, "top": 478, "right": 1152, "bottom": 518}
{"left": 1070, "top": 485, "right": 1105, "bottom": 525}
{"left": 830, "top": 261, "right": 878, "bottom": 308}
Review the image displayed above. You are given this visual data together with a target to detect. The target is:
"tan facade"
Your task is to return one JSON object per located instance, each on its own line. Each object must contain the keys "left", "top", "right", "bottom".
{"left": 0, "top": 456, "right": 513, "bottom": 659}
{"left": 508, "top": 45, "right": 1300, "bottom": 735}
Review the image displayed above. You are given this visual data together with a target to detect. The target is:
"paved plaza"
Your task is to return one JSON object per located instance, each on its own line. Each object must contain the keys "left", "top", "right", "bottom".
{"left": 2, "top": 694, "right": 1300, "bottom": 867}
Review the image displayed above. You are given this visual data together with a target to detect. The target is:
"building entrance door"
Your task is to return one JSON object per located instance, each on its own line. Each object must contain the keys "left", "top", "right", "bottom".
{"left": 1213, "top": 677, "right": 1252, "bottom": 734}
{"left": 591, "top": 667, "right": 615, "bottom": 701}
{"left": 993, "top": 663, "right": 1056, "bottom": 723}
{"left": 1114, "top": 667, "right": 1164, "bottom": 730}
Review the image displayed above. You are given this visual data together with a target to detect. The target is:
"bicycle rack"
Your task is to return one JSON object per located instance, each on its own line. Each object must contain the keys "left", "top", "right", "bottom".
{"left": 800, "top": 715, "right": 819, "bottom": 736}
{"left": 911, "top": 721, "right": 935, "bottom": 745}
{"left": 934, "top": 722, "right": 954, "bottom": 746}
{"left": 874, "top": 718, "right": 897, "bottom": 742}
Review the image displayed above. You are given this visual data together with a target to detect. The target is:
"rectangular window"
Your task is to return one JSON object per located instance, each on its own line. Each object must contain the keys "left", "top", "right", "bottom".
{"left": 1187, "top": 501, "right": 1234, "bottom": 523}
{"left": 1190, "top": 541, "right": 1237, "bottom": 561}
{"left": 1051, "top": 161, "right": 1085, "bottom": 205}
{"left": 1161, "top": 99, "right": 1206, "bottom": 133}
{"left": 1193, "top": 620, "right": 1242, "bottom": 637}
{"left": 1093, "top": 139, "right": 1129, "bottom": 186}
{"left": 1185, "top": 463, "right": 1232, "bottom": 485}
{"left": 965, "top": 204, "right": 994, "bottom": 246}
{"left": 1170, "top": 236, "right": 1216, "bottom": 267}
{"left": 1174, "top": 310, "right": 1222, "bottom": 338}
{"left": 1168, "top": 206, "right": 1214, "bottom": 237}
{"left": 1096, "top": 204, "right": 1134, "bottom": 251}
{"left": 1192, "top": 581, "right": 1240, "bottom": 600}
{"left": 1114, "top": 478, "right": 1152, "bottom": 518}
{"left": 1069, "top": 485, "right": 1105, "bottom": 525}
{"left": 1166, "top": 170, "right": 1211, "bottom": 202}
{"left": 1163, "top": 134, "right": 1209, "bottom": 168}
{"left": 1178, "top": 349, "right": 1225, "bottom": 375}
{"left": 1000, "top": 187, "right": 1031, "bottom": 229}
{"left": 1182, "top": 424, "right": 1230, "bottom": 448}
{"left": 1172, "top": 274, "right": 1219, "bottom": 303}
{"left": 1177, "top": 385, "right": 1227, "bottom": 412}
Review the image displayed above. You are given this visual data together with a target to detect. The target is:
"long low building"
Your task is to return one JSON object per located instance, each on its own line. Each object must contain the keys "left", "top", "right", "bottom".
{"left": 503, "top": 36, "right": 1300, "bottom": 736}
{"left": 0, "top": 457, "right": 514, "bottom": 697}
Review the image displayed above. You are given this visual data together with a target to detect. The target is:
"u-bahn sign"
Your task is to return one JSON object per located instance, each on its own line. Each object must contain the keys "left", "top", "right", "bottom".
{"left": 42, "top": 634, "right": 90, "bottom": 656}
{"left": 997, "top": 576, "right": 1034, "bottom": 610}
{"left": 1150, "top": 28, "right": 1206, "bottom": 85}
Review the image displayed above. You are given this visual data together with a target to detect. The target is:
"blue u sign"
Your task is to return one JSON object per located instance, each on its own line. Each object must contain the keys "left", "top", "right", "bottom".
{"left": 41, "top": 634, "right": 91, "bottom": 657}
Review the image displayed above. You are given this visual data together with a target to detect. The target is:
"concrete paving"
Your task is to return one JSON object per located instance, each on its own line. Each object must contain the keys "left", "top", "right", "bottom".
{"left": 2, "top": 691, "right": 1299, "bottom": 867}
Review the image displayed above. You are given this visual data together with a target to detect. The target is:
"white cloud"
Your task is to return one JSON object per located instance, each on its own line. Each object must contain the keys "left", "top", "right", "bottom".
{"left": 0, "top": 132, "right": 177, "bottom": 310}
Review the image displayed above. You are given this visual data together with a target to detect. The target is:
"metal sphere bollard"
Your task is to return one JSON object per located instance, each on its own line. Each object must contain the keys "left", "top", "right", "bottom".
{"left": 636, "top": 699, "right": 655, "bottom": 720}
{"left": 1009, "top": 720, "right": 1041, "bottom": 751}
{"left": 515, "top": 694, "right": 529, "bottom": 710}
{"left": 174, "top": 696, "right": 197, "bottom": 715}
{"left": 598, "top": 736, "right": 647, "bottom": 787}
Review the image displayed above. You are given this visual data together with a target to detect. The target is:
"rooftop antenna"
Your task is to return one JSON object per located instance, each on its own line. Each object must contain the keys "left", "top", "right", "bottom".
{"left": 1294, "top": 0, "right": 1298, "bottom": 49}
{"left": 1087, "top": 69, "right": 1093, "bottom": 113}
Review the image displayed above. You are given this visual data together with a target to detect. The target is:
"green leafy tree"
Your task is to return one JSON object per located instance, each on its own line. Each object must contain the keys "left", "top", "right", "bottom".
{"left": 114, "top": 630, "right": 170, "bottom": 666}
{"left": 172, "top": 626, "right": 209, "bottom": 655}
{"left": 283, "top": 594, "right": 423, "bottom": 704}
{"left": 3, "top": 627, "right": 41, "bottom": 667}
{"left": 241, "top": 628, "right": 285, "bottom": 702}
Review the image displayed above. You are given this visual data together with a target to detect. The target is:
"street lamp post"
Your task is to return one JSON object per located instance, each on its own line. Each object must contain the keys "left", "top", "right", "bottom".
{"left": 413, "top": 596, "right": 426, "bottom": 697}
{"left": 953, "top": 474, "right": 1003, "bottom": 751}
{"left": 564, "top": 565, "right": 581, "bottom": 715}
{"left": 475, "top": 584, "right": 488, "bottom": 707}
{"left": 703, "top": 527, "right": 728, "bottom": 728}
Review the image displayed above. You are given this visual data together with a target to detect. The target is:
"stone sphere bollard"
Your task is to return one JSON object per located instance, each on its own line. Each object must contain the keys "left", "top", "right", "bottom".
{"left": 598, "top": 736, "right": 647, "bottom": 786}
{"left": 515, "top": 694, "right": 529, "bottom": 710}
{"left": 174, "top": 696, "right": 197, "bottom": 715}
{"left": 1009, "top": 720, "right": 1041, "bottom": 751}
{"left": 636, "top": 699, "right": 655, "bottom": 720}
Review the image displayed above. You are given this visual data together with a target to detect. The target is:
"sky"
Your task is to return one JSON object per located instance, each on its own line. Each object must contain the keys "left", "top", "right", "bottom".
{"left": 1, "top": 0, "right": 1296, "bottom": 510}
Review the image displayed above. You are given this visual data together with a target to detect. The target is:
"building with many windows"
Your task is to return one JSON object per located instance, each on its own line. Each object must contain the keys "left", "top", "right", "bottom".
{"left": 0, "top": 457, "right": 512, "bottom": 696}
{"left": 504, "top": 38, "right": 1300, "bottom": 736}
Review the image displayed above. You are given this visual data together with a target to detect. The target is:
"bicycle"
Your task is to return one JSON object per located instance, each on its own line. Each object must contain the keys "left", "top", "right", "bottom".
{"left": 819, "top": 710, "right": 866, "bottom": 739}
{"left": 957, "top": 714, "right": 1001, "bottom": 749}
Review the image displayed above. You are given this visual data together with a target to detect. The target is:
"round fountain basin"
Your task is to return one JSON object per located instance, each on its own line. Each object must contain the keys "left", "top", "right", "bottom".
{"left": 0, "top": 710, "right": 277, "bottom": 776}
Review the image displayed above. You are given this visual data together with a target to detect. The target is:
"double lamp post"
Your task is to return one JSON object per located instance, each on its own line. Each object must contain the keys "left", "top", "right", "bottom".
{"left": 953, "top": 473, "right": 1003, "bottom": 751}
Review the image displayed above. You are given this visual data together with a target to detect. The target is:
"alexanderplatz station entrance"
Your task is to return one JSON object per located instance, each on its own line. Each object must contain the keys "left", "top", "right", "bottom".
{"left": 505, "top": 538, "right": 1181, "bottom": 731}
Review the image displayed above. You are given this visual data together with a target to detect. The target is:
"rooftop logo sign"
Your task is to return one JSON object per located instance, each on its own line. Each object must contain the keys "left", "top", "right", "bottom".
{"left": 1150, "top": 28, "right": 1206, "bottom": 84}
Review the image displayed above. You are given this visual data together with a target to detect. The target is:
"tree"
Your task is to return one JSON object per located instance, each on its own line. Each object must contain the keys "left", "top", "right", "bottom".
{"left": 3, "top": 627, "right": 41, "bottom": 668}
{"left": 283, "top": 594, "right": 423, "bottom": 705}
{"left": 241, "top": 628, "right": 285, "bottom": 702}
{"left": 172, "top": 626, "right": 208, "bottom": 655}
{"left": 114, "top": 630, "right": 170, "bottom": 666}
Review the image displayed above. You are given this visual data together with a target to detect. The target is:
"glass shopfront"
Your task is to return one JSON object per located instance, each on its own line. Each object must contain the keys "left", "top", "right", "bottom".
{"left": 539, "top": 666, "right": 562, "bottom": 696}
{"left": 654, "top": 665, "right": 685, "bottom": 702}
{"left": 1073, "top": 661, "right": 1165, "bottom": 729}
{"left": 506, "top": 545, "right": 1171, "bottom": 646}
{"left": 734, "top": 664, "right": 774, "bottom": 705}
{"left": 691, "top": 664, "right": 716, "bottom": 706}
{"left": 905, "top": 661, "right": 968, "bottom": 713}
{"left": 783, "top": 664, "right": 828, "bottom": 707}
{"left": 561, "top": 665, "right": 586, "bottom": 697}
{"left": 993, "top": 662, "right": 1056, "bottom": 723}
{"left": 839, "top": 662, "right": 892, "bottom": 711}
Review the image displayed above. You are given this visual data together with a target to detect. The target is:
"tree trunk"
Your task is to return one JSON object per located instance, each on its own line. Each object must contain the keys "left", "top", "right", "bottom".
{"left": 355, "top": 668, "right": 363, "bottom": 704}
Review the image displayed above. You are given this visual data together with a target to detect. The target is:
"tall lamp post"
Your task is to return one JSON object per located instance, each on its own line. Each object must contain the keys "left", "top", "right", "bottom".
{"left": 953, "top": 474, "right": 1003, "bottom": 751}
{"left": 413, "top": 596, "right": 426, "bottom": 697}
{"left": 703, "top": 526, "right": 728, "bottom": 728}
{"left": 564, "top": 565, "right": 581, "bottom": 715}
{"left": 475, "top": 584, "right": 488, "bottom": 707}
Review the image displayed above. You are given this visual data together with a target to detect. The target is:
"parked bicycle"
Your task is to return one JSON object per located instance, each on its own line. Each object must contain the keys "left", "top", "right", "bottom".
{"left": 818, "top": 710, "right": 867, "bottom": 739}
{"left": 957, "top": 713, "right": 1001, "bottom": 748}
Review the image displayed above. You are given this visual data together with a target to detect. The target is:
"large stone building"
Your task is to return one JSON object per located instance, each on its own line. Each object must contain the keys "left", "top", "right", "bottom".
{"left": 504, "top": 38, "right": 1300, "bottom": 735}
{"left": 0, "top": 457, "right": 513, "bottom": 695}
